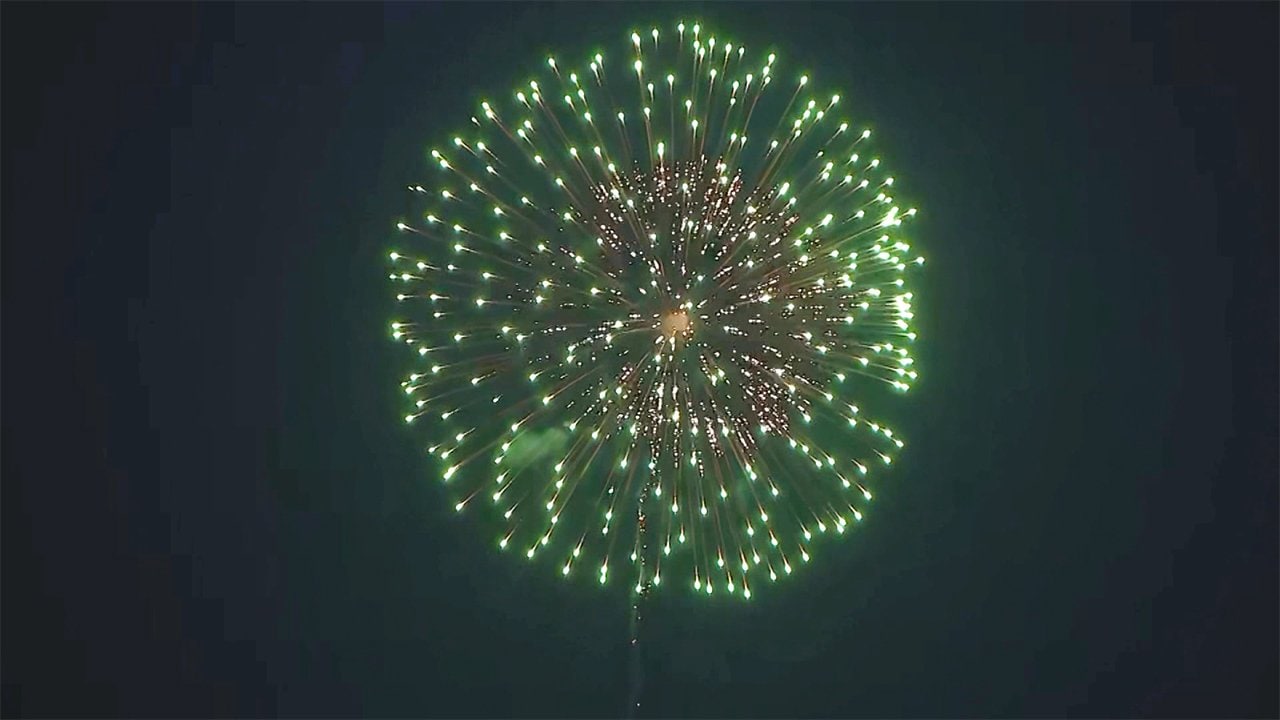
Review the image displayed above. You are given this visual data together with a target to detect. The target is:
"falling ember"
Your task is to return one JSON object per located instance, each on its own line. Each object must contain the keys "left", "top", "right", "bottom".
{"left": 388, "top": 20, "right": 925, "bottom": 599}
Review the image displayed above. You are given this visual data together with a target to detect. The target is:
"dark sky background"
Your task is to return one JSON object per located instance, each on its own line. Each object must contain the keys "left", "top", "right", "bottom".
{"left": 3, "top": 2, "right": 1276, "bottom": 718}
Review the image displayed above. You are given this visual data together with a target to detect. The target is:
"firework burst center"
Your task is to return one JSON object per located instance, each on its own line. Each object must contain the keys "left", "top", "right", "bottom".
{"left": 659, "top": 308, "right": 693, "bottom": 341}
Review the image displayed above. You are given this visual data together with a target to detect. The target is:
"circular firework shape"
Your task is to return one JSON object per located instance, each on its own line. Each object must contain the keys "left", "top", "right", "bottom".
{"left": 390, "top": 21, "right": 924, "bottom": 600}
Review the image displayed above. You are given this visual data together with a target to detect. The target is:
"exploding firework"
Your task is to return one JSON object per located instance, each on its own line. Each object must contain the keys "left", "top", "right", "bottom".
{"left": 389, "top": 21, "right": 923, "bottom": 599}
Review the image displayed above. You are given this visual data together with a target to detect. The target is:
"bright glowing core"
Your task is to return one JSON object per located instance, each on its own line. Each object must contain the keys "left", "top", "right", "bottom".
{"left": 660, "top": 309, "right": 692, "bottom": 339}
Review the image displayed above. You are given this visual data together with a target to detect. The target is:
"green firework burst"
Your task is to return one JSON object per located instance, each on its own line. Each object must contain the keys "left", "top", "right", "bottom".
{"left": 389, "top": 21, "right": 924, "bottom": 600}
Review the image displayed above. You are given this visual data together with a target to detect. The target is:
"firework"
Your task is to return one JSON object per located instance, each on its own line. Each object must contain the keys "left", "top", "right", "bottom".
{"left": 389, "top": 21, "right": 923, "bottom": 599}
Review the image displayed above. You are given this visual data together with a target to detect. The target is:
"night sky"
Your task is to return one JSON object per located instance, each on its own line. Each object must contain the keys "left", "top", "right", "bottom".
{"left": 3, "top": 3, "right": 1276, "bottom": 718}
